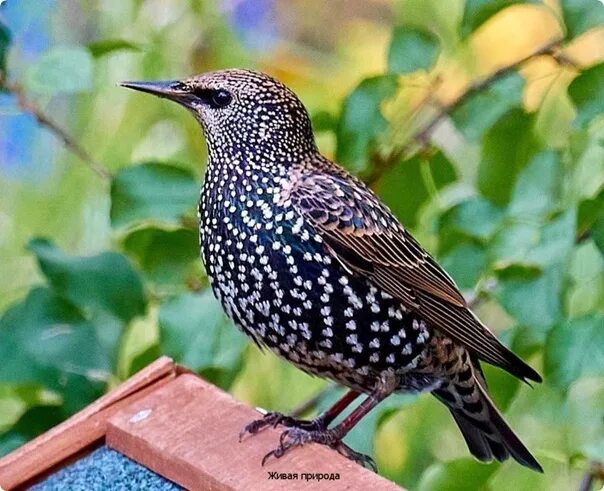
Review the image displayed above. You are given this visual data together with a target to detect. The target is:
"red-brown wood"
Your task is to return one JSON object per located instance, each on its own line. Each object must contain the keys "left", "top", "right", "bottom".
{"left": 107, "top": 374, "right": 403, "bottom": 491}
{"left": 0, "top": 356, "right": 177, "bottom": 490}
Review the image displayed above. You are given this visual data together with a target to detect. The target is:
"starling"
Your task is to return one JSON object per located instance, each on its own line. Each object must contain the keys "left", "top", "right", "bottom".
{"left": 121, "top": 70, "right": 543, "bottom": 472}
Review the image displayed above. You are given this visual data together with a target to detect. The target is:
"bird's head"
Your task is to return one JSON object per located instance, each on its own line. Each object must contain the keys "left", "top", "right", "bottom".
{"left": 121, "top": 69, "right": 317, "bottom": 160}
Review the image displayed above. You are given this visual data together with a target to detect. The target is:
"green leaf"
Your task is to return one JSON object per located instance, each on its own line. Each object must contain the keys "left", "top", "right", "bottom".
{"left": 311, "top": 110, "right": 338, "bottom": 132}
{"left": 451, "top": 72, "right": 525, "bottom": 141}
{"left": 577, "top": 188, "right": 604, "bottom": 239}
{"left": 336, "top": 75, "right": 398, "bottom": 173}
{"left": 560, "top": 0, "right": 604, "bottom": 40}
{"left": 544, "top": 315, "right": 604, "bottom": 389}
{"left": 460, "top": 0, "right": 537, "bottom": 38}
{"left": 508, "top": 151, "right": 561, "bottom": 219}
{"left": 593, "top": 215, "right": 604, "bottom": 256}
{"left": 446, "top": 197, "right": 505, "bottom": 241}
{"left": 388, "top": 26, "right": 440, "bottom": 74}
{"left": 491, "top": 209, "right": 576, "bottom": 269}
{"left": 568, "top": 63, "right": 604, "bottom": 129}
{"left": 478, "top": 108, "right": 538, "bottom": 206}
{"left": 0, "top": 21, "right": 11, "bottom": 74}
{"left": 494, "top": 263, "right": 542, "bottom": 280}
{"left": 122, "top": 227, "right": 199, "bottom": 284}
{"left": 0, "top": 432, "right": 27, "bottom": 458}
{"left": 418, "top": 458, "right": 498, "bottom": 491}
{"left": 481, "top": 364, "right": 520, "bottom": 411}
{"left": 159, "top": 291, "right": 247, "bottom": 377}
{"left": 567, "top": 241, "right": 604, "bottom": 317}
{"left": 0, "top": 288, "right": 109, "bottom": 413}
{"left": 28, "top": 238, "right": 146, "bottom": 324}
{"left": 87, "top": 39, "right": 141, "bottom": 58}
{"left": 0, "top": 385, "right": 61, "bottom": 433}
{"left": 110, "top": 163, "right": 199, "bottom": 228}
{"left": 25, "top": 46, "right": 94, "bottom": 94}
{"left": 380, "top": 151, "right": 457, "bottom": 228}
{"left": 441, "top": 243, "right": 487, "bottom": 289}
{"left": 495, "top": 264, "right": 564, "bottom": 328}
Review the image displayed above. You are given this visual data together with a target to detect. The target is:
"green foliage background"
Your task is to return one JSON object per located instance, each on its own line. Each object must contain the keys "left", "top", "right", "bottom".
{"left": 1, "top": 0, "right": 603, "bottom": 489}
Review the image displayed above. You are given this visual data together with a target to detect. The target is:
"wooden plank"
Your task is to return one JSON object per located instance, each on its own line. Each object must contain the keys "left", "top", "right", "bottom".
{"left": 0, "top": 356, "right": 178, "bottom": 490}
{"left": 107, "top": 374, "right": 403, "bottom": 490}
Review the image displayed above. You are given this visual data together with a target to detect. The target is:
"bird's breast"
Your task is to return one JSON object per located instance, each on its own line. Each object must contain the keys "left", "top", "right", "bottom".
{"left": 197, "top": 169, "right": 431, "bottom": 391}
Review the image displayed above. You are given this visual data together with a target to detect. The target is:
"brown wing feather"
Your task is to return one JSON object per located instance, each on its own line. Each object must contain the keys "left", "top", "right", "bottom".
{"left": 290, "top": 170, "right": 541, "bottom": 383}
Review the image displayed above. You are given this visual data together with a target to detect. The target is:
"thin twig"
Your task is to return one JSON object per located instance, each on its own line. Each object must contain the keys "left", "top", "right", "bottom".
{"left": 365, "top": 37, "right": 564, "bottom": 186}
{"left": 0, "top": 75, "right": 111, "bottom": 180}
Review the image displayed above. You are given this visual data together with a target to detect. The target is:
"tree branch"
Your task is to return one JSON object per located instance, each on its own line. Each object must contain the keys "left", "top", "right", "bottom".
{"left": 0, "top": 75, "right": 111, "bottom": 180}
{"left": 364, "top": 37, "right": 564, "bottom": 187}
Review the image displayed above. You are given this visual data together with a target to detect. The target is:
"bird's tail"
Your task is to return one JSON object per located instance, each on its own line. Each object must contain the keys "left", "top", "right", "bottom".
{"left": 433, "top": 367, "right": 543, "bottom": 472}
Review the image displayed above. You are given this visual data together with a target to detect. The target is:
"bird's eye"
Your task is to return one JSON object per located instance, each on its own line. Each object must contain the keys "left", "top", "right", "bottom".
{"left": 210, "top": 89, "right": 232, "bottom": 108}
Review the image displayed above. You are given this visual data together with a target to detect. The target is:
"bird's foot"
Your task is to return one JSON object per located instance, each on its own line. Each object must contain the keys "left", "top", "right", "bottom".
{"left": 261, "top": 427, "right": 377, "bottom": 471}
{"left": 239, "top": 411, "right": 324, "bottom": 442}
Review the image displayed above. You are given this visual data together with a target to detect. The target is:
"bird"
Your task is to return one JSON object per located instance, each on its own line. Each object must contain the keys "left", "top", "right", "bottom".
{"left": 121, "top": 69, "right": 543, "bottom": 473}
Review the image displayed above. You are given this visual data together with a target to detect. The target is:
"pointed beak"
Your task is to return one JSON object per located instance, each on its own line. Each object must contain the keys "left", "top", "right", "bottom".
{"left": 120, "top": 80, "right": 191, "bottom": 104}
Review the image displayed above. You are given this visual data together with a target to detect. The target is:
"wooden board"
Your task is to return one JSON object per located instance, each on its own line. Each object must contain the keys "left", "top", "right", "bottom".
{"left": 107, "top": 374, "right": 403, "bottom": 490}
{"left": 0, "top": 356, "right": 178, "bottom": 490}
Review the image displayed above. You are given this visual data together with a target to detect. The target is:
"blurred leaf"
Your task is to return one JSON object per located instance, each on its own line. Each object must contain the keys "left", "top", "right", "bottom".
{"left": 381, "top": 151, "right": 457, "bottom": 228}
{"left": 512, "top": 324, "right": 551, "bottom": 359}
{"left": 545, "top": 315, "right": 604, "bottom": 389}
{"left": 0, "top": 21, "right": 10, "bottom": 74}
{"left": 507, "top": 151, "right": 561, "bottom": 219}
{"left": 0, "top": 432, "right": 26, "bottom": 458}
{"left": 87, "top": 39, "right": 141, "bottom": 58}
{"left": 0, "top": 288, "right": 109, "bottom": 413}
{"left": 577, "top": 188, "right": 604, "bottom": 239}
{"left": 491, "top": 210, "right": 576, "bottom": 269}
{"left": 478, "top": 109, "right": 538, "bottom": 206}
{"left": 28, "top": 238, "right": 146, "bottom": 324}
{"left": 495, "top": 264, "right": 564, "bottom": 328}
{"left": 593, "top": 215, "right": 604, "bottom": 256}
{"left": 110, "top": 163, "right": 198, "bottom": 228}
{"left": 418, "top": 458, "right": 498, "bottom": 491}
{"left": 128, "top": 343, "right": 162, "bottom": 377}
{"left": 445, "top": 197, "right": 505, "bottom": 241}
{"left": 567, "top": 241, "right": 604, "bottom": 317}
{"left": 122, "top": 227, "right": 198, "bottom": 284}
{"left": 336, "top": 75, "right": 398, "bottom": 173}
{"left": 25, "top": 46, "right": 94, "bottom": 94}
{"left": 495, "top": 263, "right": 542, "bottom": 280}
{"left": 388, "top": 26, "right": 440, "bottom": 74}
{"left": 560, "top": 0, "right": 604, "bottom": 40}
{"left": 0, "top": 385, "right": 61, "bottom": 433}
{"left": 482, "top": 364, "right": 520, "bottom": 411}
{"left": 311, "top": 110, "right": 337, "bottom": 132}
{"left": 451, "top": 72, "right": 525, "bottom": 141}
{"left": 460, "top": 0, "right": 537, "bottom": 38}
{"left": 567, "top": 378, "right": 604, "bottom": 461}
{"left": 159, "top": 291, "right": 247, "bottom": 377}
{"left": 9, "top": 405, "right": 64, "bottom": 440}
{"left": 441, "top": 243, "right": 487, "bottom": 289}
{"left": 568, "top": 63, "right": 604, "bottom": 128}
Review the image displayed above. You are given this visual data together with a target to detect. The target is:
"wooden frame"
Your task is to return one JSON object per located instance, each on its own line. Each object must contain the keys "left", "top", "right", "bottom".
{"left": 0, "top": 357, "right": 403, "bottom": 490}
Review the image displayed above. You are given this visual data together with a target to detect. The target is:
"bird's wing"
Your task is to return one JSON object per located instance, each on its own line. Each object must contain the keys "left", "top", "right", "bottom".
{"left": 289, "top": 171, "right": 541, "bottom": 383}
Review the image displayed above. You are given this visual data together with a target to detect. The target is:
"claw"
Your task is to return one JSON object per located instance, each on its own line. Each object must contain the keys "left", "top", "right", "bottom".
{"left": 239, "top": 412, "right": 286, "bottom": 442}
{"left": 333, "top": 441, "right": 377, "bottom": 471}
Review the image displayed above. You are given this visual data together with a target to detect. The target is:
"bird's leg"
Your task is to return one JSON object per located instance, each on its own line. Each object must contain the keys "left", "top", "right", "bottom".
{"left": 262, "top": 380, "right": 394, "bottom": 470}
{"left": 239, "top": 390, "right": 360, "bottom": 441}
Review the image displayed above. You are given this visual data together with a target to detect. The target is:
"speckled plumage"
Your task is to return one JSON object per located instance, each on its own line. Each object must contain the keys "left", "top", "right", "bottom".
{"left": 122, "top": 70, "right": 543, "bottom": 472}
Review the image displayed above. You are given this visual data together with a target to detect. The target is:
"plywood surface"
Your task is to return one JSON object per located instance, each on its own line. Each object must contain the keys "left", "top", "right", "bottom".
{"left": 107, "top": 374, "right": 403, "bottom": 491}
